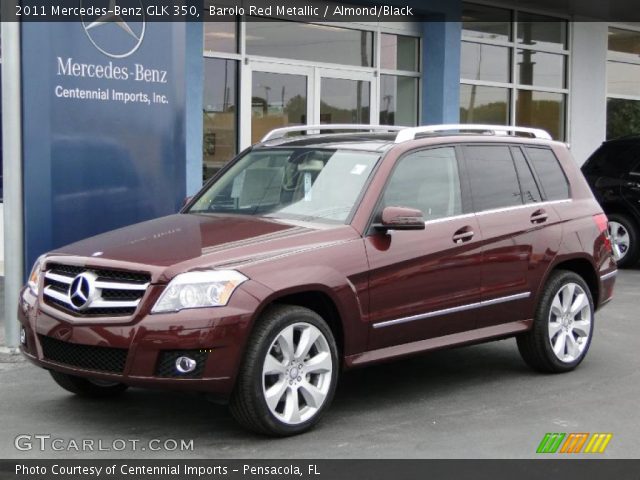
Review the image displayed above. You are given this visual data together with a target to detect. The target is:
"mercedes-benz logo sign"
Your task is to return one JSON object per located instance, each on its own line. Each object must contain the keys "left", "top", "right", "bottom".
{"left": 68, "top": 272, "right": 98, "bottom": 311}
{"left": 80, "top": 0, "right": 146, "bottom": 59}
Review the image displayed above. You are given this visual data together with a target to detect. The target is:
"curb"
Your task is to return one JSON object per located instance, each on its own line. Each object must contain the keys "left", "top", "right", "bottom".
{"left": 0, "top": 346, "right": 20, "bottom": 355}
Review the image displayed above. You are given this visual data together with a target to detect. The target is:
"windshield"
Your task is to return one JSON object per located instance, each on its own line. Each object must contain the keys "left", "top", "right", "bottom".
{"left": 188, "top": 148, "right": 380, "bottom": 223}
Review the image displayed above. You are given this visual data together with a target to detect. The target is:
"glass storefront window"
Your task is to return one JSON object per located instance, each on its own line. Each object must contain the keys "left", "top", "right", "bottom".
{"left": 203, "top": 59, "right": 238, "bottom": 180}
{"left": 607, "top": 98, "right": 640, "bottom": 140}
{"left": 608, "top": 28, "right": 640, "bottom": 57}
{"left": 461, "top": 42, "right": 511, "bottom": 83}
{"left": 461, "top": 4, "right": 569, "bottom": 140}
{"left": 607, "top": 27, "right": 640, "bottom": 139}
{"left": 246, "top": 19, "right": 373, "bottom": 67}
{"left": 462, "top": 4, "right": 511, "bottom": 42}
{"left": 517, "top": 49, "right": 566, "bottom": 89}
{"left": 380, "top": 75, "right": 418, "bottom": 126}
{"left": 320, "top": 78, "right": 370, "bottom": 124}
{"left": 380, "top": 34, "right": 419, "bottom": 71}
{"left": 516, "top": 90, "right": 565, "bottom": 141}
{"left": 460, "top": 84, "right": 510, "bottom": 125}
{"left": 251, "top": 71, "right": 308, "bottom": 144}
{"left": 204, "top": 21, "right": 237, "bottom": 53}
{"left": 607, "top": 62, "right": 640, "bottom": 97}
{"left": 517, "top": 13, "right": 567, "bottom": 50}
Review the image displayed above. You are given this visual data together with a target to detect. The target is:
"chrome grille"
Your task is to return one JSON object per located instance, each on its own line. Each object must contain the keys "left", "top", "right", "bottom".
{"left": 42, "top": 264, "right": 150, "bottom": 317}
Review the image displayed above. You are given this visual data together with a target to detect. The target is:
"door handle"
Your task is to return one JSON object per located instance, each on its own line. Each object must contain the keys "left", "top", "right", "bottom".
{"left": 452, "top": 226, "right": 474, "bottom": 244}
{"left": 530, "top": 209, "right": 548, "bottom": 224}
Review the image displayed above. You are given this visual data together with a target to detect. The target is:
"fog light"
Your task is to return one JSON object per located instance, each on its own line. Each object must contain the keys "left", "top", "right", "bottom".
{"left": 175, "top": 356, "right": 197, "bottom": 374}
{"left": 20, "top": 327, "right": 26, "bottom": 346}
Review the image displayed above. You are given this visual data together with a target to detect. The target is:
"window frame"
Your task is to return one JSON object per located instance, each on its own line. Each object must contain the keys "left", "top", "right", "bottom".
{"left": 459, "top": 143, "right": 527, "bottom": 213}
{"left": 460, "top": 3, "right": 571, "bottom": 141}
{"left": 522, "top": 146, "right": 571, "bottom": 201}
{"left": 365, "top": 145, "right": 472, "bottom": 234}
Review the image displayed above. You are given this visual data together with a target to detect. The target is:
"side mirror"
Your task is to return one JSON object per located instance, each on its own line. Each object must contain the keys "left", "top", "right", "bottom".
{"left": 374, "top": 206, "right": 425, "bottom": 231}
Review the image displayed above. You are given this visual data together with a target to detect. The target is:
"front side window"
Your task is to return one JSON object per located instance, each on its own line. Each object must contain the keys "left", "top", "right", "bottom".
{"left": 382, "top": 147, "right": 462, "bottom": 221}
{"left": 464, "top": 145, "right": 522, "bottom": 211}
{"left": 189, "top": 148, "right": 379, "bottom": 224}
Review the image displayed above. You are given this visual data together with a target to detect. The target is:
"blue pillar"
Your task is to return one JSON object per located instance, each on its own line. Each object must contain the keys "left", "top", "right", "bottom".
{"left": 185, "top": 22, "right": 204, "bottom": 196}
{"left": 422, "top": 18, "right": 462, "bottom": 124}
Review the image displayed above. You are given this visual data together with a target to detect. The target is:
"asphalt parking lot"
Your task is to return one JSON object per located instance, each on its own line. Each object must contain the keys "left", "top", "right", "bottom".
{"left": 0, "top": 270, "right": 638, "bottom": 459}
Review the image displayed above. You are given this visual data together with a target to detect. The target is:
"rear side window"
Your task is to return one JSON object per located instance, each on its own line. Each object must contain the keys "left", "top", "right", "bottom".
{"left": 512, "top": 147, "right": 542, "bottom": 203}
{"left": 525, "top": 147, "right": 570, "bottom": 200}
{"left": 464, "top": 146, "right": 522, "bottom": 211}
{"left": 583, "top": 143, "right": 640, "bottom": 177}
{"left": 383, "top": 147, "right": 462, "bottom": 221}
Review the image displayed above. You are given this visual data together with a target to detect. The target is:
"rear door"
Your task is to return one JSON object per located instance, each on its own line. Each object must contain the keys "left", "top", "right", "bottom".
{"left": 461, "top": 144, "right": 562, "bottom": 328}
{"left": 365, "top": 146, "right": 483, "bottom": 350}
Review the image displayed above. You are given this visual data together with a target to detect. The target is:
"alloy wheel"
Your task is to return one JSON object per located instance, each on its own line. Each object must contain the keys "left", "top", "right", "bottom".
{"left": 262, "top": 322, "right": 333, "bottom": 425}
{"left": 548, "top": 282, "right": 592, "bottom": 363}
{"left": 609, "top": 220, "right": 630, "bottom": 261}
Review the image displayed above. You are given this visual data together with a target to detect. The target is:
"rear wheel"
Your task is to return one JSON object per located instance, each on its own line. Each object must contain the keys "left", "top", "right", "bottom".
{"left": 230, "top": 305, "right": 338, "bottom": 436}
{"left": 608, "top": 213, "right": 639, "bottom": 268}
{"left": 49, "top": 370, "right": 128, "bottom": 398}
{"left": 517, "top": 270, "right": 594, "bottom": 373}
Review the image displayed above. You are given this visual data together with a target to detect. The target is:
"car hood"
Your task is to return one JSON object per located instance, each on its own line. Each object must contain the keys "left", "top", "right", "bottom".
{"left": 50, "top": 214, "right": 359, "bottom": 282}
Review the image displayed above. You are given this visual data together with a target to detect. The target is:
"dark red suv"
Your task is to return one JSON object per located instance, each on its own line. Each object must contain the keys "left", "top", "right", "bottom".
{"left": 19, "top": 124, "right": 616, "bottom": 436}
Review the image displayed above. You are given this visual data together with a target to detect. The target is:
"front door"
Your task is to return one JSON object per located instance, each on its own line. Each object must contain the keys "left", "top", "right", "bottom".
{"left": 366, "top": 146, "right": 484, "bottom": 350}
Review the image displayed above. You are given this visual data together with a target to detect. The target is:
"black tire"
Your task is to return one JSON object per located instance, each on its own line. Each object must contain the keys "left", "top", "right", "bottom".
{"left": 608, "top": 213, "right": 639, "bottom": 268}
{"left": 230, "top": 305, "right": 339, "bottom": 436}
{"left": 517, "top": 270, "right": 595, "bottom": 373}
{"left": 49, "top": 370, "right": 128, "bottom": 398}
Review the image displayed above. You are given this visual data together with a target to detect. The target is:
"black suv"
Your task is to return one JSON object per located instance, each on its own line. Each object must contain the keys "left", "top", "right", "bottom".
{"left": 582, "top": 136, "right": 640, "bottom": 267}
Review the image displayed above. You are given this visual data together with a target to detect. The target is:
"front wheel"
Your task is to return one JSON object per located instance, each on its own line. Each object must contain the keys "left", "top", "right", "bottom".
{"left": 49, "top": 370, "right": 129, "bottom": 398}
{"left": 230, "top": 305, "right": 339, "bottom": 436}
{"left": 517, "top": 270, "right": 594, "bottom": 373}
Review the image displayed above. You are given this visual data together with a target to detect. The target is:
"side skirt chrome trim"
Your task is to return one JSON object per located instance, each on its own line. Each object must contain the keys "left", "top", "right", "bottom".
{"left": 600, "top": 270, "right": 618, "bottom": 281}
{"left": 348, "top": 319, "right": 533, "bottom": 368}
{"left": 372, "top": 292, "right": 531, "bottom": 329}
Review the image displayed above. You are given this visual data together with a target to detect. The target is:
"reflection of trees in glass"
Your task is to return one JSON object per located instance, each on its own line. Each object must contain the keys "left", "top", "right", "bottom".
{"left": 460, "top": 102, "right": 508, "bottom": 124}
{"left": 607, "top": 98, "right": 640, "bottom": 139}
{"left": 320, "top": 101, "right": 370, "bottom": 124}
{"left": 285, "top": 95, "right": 307, "bottom": 123}
{"left": 516, "top": 96, "right": 563, "bottom": 140}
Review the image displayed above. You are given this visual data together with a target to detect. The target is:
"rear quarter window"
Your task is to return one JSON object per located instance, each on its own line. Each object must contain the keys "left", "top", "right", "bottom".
{"left": 524, "top": 147, "right": 570, "bottom": 200}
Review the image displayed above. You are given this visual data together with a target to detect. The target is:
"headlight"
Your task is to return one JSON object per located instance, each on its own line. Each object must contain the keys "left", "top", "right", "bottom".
{"left": 27, "top": 256, "right": 46, "bottom": 295}
{"left": 151, "top": 270, "right": 248, "bottom": 314}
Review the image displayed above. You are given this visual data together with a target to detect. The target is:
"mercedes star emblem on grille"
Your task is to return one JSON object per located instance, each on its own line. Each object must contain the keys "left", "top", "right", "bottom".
{"left": 68, "top": 272, "right": 97, "bottom": 311}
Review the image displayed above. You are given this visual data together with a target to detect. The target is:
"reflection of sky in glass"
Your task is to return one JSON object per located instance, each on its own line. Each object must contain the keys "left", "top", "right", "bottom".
{"left": 246, "top": 20, "right": 372, "bottom": 67}
{"left": 321, "top": 78, "right": 369, "bottom": 111}
{"left": 607, "top": 63, "right": 640, "bottom": 97}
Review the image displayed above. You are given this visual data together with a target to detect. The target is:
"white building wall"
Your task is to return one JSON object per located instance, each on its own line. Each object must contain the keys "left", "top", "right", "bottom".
{"left": 568, "top": 22, "right": 609, "bottom": 165}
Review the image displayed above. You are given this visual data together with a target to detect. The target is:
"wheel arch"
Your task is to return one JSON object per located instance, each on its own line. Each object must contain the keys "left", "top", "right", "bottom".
{"left": 540, "top": 256, "right": 600, "bottom": 310}
{"left": 247, "top": 283, "right": 364, "bottom": 365}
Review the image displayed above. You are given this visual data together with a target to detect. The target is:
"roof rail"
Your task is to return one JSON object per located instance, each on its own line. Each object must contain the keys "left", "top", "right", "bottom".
{"left": 261, "top": 124, "right": 406, "bottom": 142}
{"left": 394, "top": 124, "right": 552, "bottom": 143}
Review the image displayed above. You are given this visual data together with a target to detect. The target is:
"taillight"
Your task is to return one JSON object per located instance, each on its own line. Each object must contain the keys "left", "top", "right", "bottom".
{"left": 593, "top": 213, "right": 612, "bottom": 253}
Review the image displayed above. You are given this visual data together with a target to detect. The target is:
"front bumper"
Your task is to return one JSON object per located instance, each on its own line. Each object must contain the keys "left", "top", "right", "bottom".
{"left": 17, "top": 284, "right": 264, "bottom": 397}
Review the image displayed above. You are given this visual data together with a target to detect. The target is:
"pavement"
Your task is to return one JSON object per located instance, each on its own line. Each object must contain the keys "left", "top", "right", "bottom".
{"left": 0, "top": 270, "right": 638, "bottom": 459}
